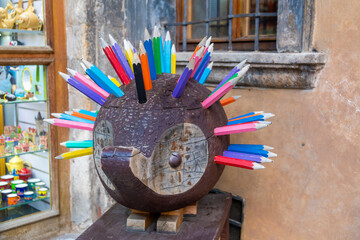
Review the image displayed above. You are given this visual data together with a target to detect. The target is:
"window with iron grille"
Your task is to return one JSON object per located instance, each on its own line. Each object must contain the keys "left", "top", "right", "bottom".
{"left": 167, "top": 0, "right": 278, "bottom": 51}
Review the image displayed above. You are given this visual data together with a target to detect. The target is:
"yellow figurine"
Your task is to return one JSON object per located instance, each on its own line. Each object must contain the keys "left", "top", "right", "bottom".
{"left": 17, "top": 0, "right": 40, "bottom": 30}
{"left": 0, "top": 2, "right": 15, "bottom": 29}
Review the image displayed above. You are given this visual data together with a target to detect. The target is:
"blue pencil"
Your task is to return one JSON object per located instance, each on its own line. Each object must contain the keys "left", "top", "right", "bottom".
{"left": 144, "top": 28, "right": 157, "bottom": 80}
{"left": 227, "top": 145, "right": 277, "bottom": 158}
{"left": 81, "top": 59, "right": 124, "bottom": 98}
{"left": 80, "top": 62, "right": 112, "bottom": 95}
{"left": 228, "top": 144, "right": 273, "bottom": 150}
{"left": 223, "top": 151, "right": 273, "bottom": 163}
{"left": 227, "top": 113, "right": 275, "bottom": 125}
{"left": 172, "top": 58, "right": 195, "bottom": 98}
{"left": 228, "top": 111, "right": 264, "bottom": 120}
{"left": 51, "top": 113, "right": 95, "bottom": 124}
{"left": 73, "top": 109, "right": 98, "bottom": 118}
{"left": 164, "top": 31, "right": 172, "bottom": 73}
{"left": 199, "top": 62, "right": 213, "bottom": 85}
{"left": 194, "top": 43, "right": 213, "bottom": 81}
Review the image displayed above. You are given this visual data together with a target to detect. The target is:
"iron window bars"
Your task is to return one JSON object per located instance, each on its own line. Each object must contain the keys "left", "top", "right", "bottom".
{"left": 165, "top": 0, "right": 278, "bottom": 51}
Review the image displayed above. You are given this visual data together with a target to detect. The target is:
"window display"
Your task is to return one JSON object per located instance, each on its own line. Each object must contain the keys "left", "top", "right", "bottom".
{"left": 0, "top": 64, "right": 50, "bottom": 223}
{"left": 0, "top": 0, "right": 45, "bottom": 46}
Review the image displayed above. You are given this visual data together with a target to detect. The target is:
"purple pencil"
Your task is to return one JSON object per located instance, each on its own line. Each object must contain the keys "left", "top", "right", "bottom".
{"left": 59, "top": 72, "right": 106, "bottom": 105}
{"left": 211, "top": 59, "right": 247, "bottom": 93}
{"left": 109, "top": 34, "right": 135, "bottom": 80}
{"left": 172, "top": 58, "right": 195, "bottom": 98}
{"left": 223, "top": 150, "right": 273, "bottom": 163}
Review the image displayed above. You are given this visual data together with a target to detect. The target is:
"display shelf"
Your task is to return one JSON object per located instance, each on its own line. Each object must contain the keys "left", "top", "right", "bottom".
{"left": 0, "top": 29, "right": 43, "bottom": 35}
{"left": 0, "top": 149, "right": 48, "bottom": 159}
{"left": 0, "top": 99, "right": 46, "bottom": 105}
{"left": 0, "top": 196, "right": 49, "bottom": 211}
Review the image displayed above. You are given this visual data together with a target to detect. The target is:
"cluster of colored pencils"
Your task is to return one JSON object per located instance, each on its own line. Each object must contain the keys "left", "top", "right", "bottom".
{"left": 214, "top": 111, "right": 275, "bottom": 170}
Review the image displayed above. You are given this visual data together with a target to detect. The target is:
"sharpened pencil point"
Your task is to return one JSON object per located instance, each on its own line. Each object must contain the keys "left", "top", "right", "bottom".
{"left": 51, "top": 113, "right": 62, "bottom": 118}
{"left": 263, "top": 145, "right": 274, "bottom": 150}
{"left": 60, "top": 142, "right": 66, "bottom": 147}
{"left": 267, "top": 151, "right": 277, "bottom": 158}
{"left": 233, "top": 95, "right": 241, "bottom": 100}
{"left": 139, "top": 41, "right": 146, "bottom": 55}
{"left": 59, "top": 72, "right": 71, "bottom": 81}
{"left": 171, "top": 44, "right": 176, "bottom": 53}
{"left": 80, "top": 62, "right": 87, "bottom": 73}
{"left": 261, "top": 157, "right": 273, "bottom": 163}
{"left": 236, "top": 59, "right": 247, "bottom": 70}
{"left": 66, "top": 68, "right": 77, "bottom": 76}
{"left": 205, "top": 36, "right": 212, "bottom": 47}
{"left": 108, "top": 34, "right": 117, "bottom": 46}
{"left": 165, "top": 31, "right": 171, "bottom": 41}
{"left": 100, "top": 37, "right": 109, "bottom": 49}
{"left": 43, "top": 119, "right": 55, "bottom": 124}
{"left": 64, "top": 111, "right": 73, "bottom": 115}
{"left": 55, "top": 155, "right": 63, "bottom": 160}
{"left": 132, "top": 52, "right": 141, "bottom": 64}
{"left": 207, "top": 61, "right": 214, "bottom": 70}
{"left": 144, "top": 28, "right": 151, "bottom": 41}
{"left": 81, "top": 59, "right": 93, "bottom": 69}
{"left": 207, "top": 43, "right": 214, "bottom": 54}
{"left": 253, "top": 162, "right": 266, "bottom": 169}
{"left": 198, "top": 36, "right": 207, "bottom": 47}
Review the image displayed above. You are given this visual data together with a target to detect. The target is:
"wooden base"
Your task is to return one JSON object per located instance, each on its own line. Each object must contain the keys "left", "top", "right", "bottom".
{"left": 126, "top": 210, "right": 154, "bottom": 232}
{"left": 77, "top": 193, "right": 232, "bottom": 240}
{"left": 184, "top": 201, "right": 198, "bottom": 216}
{"left": 157, "top": 208, "right": 184, "bottom": 234}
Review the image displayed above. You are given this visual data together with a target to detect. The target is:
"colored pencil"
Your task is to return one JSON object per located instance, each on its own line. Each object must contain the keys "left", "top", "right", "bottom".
{"left": 144, "top": 28, "right": 157, "bottom": 80}
{"left": 153, "top": 26, "right": 162, "bottom": 75}
{"left": 214, "top": 121, "right": 271, "bottom": 136}
{"left": 100, "top": 38, "right": 131, "bottom": 85}
{"left": 214, "top": 156, "right": 265, "bottom": 170}
{"left": 132, "top": 54, "right": 147, "bottom": 104}
{"left": 81, "top": 59, "right": 124, "bottom": 98}
{"left": 227, "top": 145, "right": 277, "bottom": 157}
{"left": 60, "top": 140, "right": 93, "bottom": 148}
{"left": 172, "top": 58, "right": 195, "bottom": 98}
{"left": 190, "top": 46, "right": 205, "bottom": 78}
{"left": 204, "top": 36, "right": 212, "bottom": 53}
{"left": 227, "top": 113, "right": 275, "bottom": 125}
{"left": 59, "top": 72, "right": 106, "bottom": 105}
{"left": 229, "top": 111, "right": 264, "bottom": 120}
{"left": 65, "top": 111, "right": 96, "bottom": 122}
{"left": 211, "top": 59, "right": 247, "bottom": 94}
{"left": 128, "top": 40, "right": 136, "bottom": 53}
{"left": 139, "top": 41, "right": 153, "bottom": 90}
{"left": 220, "top": 95, "right": 241, "bottom": 106}
{"left": 55, "top": 147, "right": 93, "bottom": 160}
{"left": 73, "top": 109, "right": 97, "bottom": 118}
{"left": 164, "top": 31, "right": 172, "bottom": 73}
{"left": 80, "top": 62, "right": 110, "bottom": 94}
{"left": 67, "top": 68, "right": 110, "bottom": 100}
{"left": 198, "top": 61, "right": 213, "bottom": 85}
{"left": 223, "top": 151, "right": 273, "bottom": 163}
{"left": 194, "top": 43, "right": 213, "bottom": 81}
{"left": 108, "top": 75, "right": 121, "bottom": 87}
{"left": 190, "top": 36, "right": 207, "bottom": 60}
{"left": 171, "top": 44, "right": 176, "bottom": 74}
{"left": 43, "top": 119, "right": 94, "bottom": 131}
{"left": 51, "top": 113, "right": 94, "bottom": 124}
{"left": 109, "top": 34, "right": 135, "bottom": 80}
{"left": 124, "top": 39, "right": 134, "bottom": 73}
{"left": 228, "top": 144, "right": 274, "bottom": 150}
{"left": 201, "top": 66, "right": 249, "bottom": 109}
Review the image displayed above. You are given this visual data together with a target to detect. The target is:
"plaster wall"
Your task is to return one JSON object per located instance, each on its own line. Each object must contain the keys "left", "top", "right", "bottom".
{"left": 215, "top": 0, "right": 360, "bottom": 239}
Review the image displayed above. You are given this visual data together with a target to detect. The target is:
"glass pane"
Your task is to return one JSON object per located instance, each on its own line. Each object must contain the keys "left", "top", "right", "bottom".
{"left": 0, "top": 0, "right": 46, "bottom": 46}
{"left": 249, "top": 0, "right": 278, "bottom": 36}
{"left": 0, "top": 65, "right": 51, "bottom": 223}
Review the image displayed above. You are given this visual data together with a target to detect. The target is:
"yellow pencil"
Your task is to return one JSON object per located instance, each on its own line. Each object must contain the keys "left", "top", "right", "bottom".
{"left": 108, "top": 75, "right": 121, "bottom": 87}
{"left": 171, "top": 44, "right": 176, "bottom": 74}
{"left": 55, "top": 147, "right": 93, "bottom": 160}
{"left": 124, "top": 40, "right": 134, "bottom": 73}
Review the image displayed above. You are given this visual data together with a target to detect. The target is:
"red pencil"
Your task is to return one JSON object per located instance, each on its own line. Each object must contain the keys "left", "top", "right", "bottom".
{"left": 100, "top": 38, "right": 131, "bottom": 85}
{"left": 214, "top": 156, "right": 265, "bottom": 170}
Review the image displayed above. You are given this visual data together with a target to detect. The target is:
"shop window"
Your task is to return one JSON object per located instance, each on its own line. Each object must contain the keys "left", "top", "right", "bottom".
{"left": 172, "top": 0, "right": 278, "bottom": 51}
{"left": 0, "top": 64, "right": 51, "bottom": 223}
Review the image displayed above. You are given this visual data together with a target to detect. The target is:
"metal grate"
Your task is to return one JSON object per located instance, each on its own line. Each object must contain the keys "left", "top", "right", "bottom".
{"left": 165, "top": 0, "right": 278, "bottom": 51}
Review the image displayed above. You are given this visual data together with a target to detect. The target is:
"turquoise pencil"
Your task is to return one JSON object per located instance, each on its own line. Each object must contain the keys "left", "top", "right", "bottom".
{"left": 199, "top": 61, "right": 213, "bottom": 85}
{"left": 60, "top": 140, "right": 93, "bottom": 148}
{"left": 164, "top": 31, "right": 172, "bottom": 73}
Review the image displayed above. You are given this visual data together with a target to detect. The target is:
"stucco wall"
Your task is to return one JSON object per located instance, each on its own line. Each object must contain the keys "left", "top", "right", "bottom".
{"left": 215, "top": 0, "right": 360, "bottom": 239}
{"left": 63, "top": 0, "right": 360, "bottom": 239}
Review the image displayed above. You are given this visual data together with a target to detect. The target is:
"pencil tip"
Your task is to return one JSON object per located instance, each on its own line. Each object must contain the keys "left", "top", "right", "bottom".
{"left": 261, "top": 157, "right": 273, "bottom": 163}
{"left": 100, "top": 37, "right": 109, "bottom": 49}
{"left": 233, "top": 95, "right": 241, "bottom": 100}
{"left": 64, "top": 111, "right": 72, "bottom": 115}
{"left": 171, "top": 44, "right": 176, "bottom": 53}
{"left": 66, "top": 68, "right": 77, "bottom": 76}
{"left": 144, "top": 28, "right": 151, "bottom": 40}
{"left": 43, "top": 119, "right": 55, "bottom": 124}
{"left": 205, "top": 36, "right": 212, "bottom": 47}
{"left": 51, "top": 113, "right": 62, "bottom": 118}
{"left": 55, "top": 155, "right": 63, "bottom": 160}
{"left": 199, "top": 36, "right": 207, "bottom": 46}
{"left": 263, "top": 145, "right": 274, "bottom": 150}
{"left": 132, "top": 53, "right": 140, "bottom": 64}
{"left": 187, "top": 58, "right": 196, "bottom": 70}
{"left": 267, "top": 151, "right": 277, "bottom": 158}
{"left": 58, "top": 72, "right": 70, "bottom": 81}
{"left": 207, "top": 61, "right": 214, "bottom": 69}
{"left": 60, "top": 142, "right": 66, "bottom": 147}
{"left": 253, "top": 162, "right": 266, "bottom": 169}
{"left": 165, "top": 31, "right": 171, "bottom": 41}
{"left": 108, "top": 34, "right": 116, "bottom": 45}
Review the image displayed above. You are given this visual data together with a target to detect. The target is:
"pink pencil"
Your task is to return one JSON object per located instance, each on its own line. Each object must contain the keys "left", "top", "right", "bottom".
{"left": 201, "top": 65, "right": 250, "bottom": 109}
{"left": 190, "top": 47, "right": 205, "bottom": 78}
{"left": 67, "top": 68, "right": 110, "bottom": 99}
{"left": 214, "top": 121, "right": 271, "bottom": 136}
{"left": 43, "top": 118, "right": 94, "bottom": 131}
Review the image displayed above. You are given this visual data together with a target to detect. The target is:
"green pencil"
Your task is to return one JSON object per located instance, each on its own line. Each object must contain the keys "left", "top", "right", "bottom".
{"left": 209, "top": 73, "right": 239, "bottom": 97}
{"left": 60, "top": 140, "right": 93, "bottom": 148}
{"left": 153, "top": 26, "right": 162, "bottom": 75}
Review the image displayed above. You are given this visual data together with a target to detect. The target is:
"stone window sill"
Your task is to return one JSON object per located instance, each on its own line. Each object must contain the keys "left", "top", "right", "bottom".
{"left": 176, "top": 52, "right": 326, "bottom": 89}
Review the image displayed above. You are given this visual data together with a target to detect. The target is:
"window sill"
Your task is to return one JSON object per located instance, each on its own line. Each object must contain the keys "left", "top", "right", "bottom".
{"left": 176, "top": 51, "right": 326, "bottom": 89}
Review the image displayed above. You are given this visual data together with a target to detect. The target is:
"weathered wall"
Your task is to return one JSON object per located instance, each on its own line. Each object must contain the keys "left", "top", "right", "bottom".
{"left": 215, "top": 0, "right": 360, "bottom": 239}
{"left": 64, "top": 0, "right": 360, "bottom": 239}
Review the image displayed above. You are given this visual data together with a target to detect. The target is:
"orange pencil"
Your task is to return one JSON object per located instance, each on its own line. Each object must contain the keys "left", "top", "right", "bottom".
{"left": 228, "top": 111, "right": 264, "bottom": 122}
{"left": 190, "top": 36, "right": 207, "bottom": 60}
{"left": 65, "top": 111, "right": 96, "bottom": 122}
{"left": 139, "top": 41, "right": 152, "bottom": 90}
{"left": 220, "top": 95, "right": 241, "bottom": 106}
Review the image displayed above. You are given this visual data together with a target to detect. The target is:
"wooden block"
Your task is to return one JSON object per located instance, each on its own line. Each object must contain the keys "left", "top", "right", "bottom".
{"left": 184, "top": 201, "right": 198, "bottom": 216}
{"left": 157, "top": 208, "right": 184, "bottom": 234}
{"left": 126, "top": 210, "right": 154, "bottom": 232}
